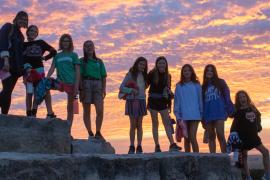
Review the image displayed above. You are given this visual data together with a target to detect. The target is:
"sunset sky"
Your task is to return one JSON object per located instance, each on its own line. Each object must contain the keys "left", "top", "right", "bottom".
{"left": 1, "top": 0, "right": 270, "bottom": 154}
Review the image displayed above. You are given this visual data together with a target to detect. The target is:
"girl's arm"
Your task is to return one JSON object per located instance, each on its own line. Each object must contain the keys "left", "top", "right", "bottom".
{"left": 173, "top": 85, "right": 182, "bottom": 120}
{"left": 41, "top": 40, "right": 57, "bottom": 61}
{"left": 230, "top": 113, "right": 240, "bottom": 133}
{"left": 197, "top": 84, "right": 203, "bottom": 118}
{"left": 222, "top": 79, "right": 234, "bottom": 117}
{"left": 74, "top": 64, "right": 80, "bottom": 95}
{"left": 46, "top": 61, "right": 55, "bottom": 78}
{"left": 102, "top": 77, "right": 106, "bottom": 98}
{"left": 0, "top": 23, "right": 13, "bottom": 71}
{"left": 120, "top": 73, "right": 133, "bottom": 94}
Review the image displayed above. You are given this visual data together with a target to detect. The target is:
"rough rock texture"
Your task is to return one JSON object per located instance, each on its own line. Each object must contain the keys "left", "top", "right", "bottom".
{"left": 72, "top": 138, "right": 115, "bottom": 154}
{"left": 0, "top": 152, "right": 240, "bottom": 180}
{"left": 0, "top": 114, "right": 71, "bottom": 154}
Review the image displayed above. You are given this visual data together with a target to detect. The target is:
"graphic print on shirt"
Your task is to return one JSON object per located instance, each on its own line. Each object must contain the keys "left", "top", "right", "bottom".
{"left": 23, "top": 44, "right": 42, "bottom": 57}
{"left": 245, "top": 111, "right": 256, "bottom": 123}
{"left": 205, "top": 86, "right": 220, "bottom": 102}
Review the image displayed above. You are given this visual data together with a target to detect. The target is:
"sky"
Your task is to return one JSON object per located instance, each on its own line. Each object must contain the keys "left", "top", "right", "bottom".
{"left": 1, "top": 0, "right": 270, "bottom": 154}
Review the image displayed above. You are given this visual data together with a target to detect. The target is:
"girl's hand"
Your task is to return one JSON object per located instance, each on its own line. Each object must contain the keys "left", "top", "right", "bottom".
{"left": 2, "top": 57, "right": 10, "bottom": 71}
{"left": 103, "top": 90, "right": 106, "bottom": 99}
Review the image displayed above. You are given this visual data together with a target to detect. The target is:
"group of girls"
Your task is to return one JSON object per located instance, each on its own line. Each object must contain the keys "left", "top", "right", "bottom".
{"left": 120, "top": 57, "right": 270, "bottom": 179}
{"left": 1, "top": 11, "right": 270, "bottom": 180}
{"left": 0, "top": 11, "right": 107, "bottom": 140}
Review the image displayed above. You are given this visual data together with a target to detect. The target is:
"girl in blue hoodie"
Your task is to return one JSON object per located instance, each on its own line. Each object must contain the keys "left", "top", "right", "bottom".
{"left": 174, "top": 64, "right": 202, "bottom": 152}
{"left": 202, "top": 64, "right": 234, "bottom": 153}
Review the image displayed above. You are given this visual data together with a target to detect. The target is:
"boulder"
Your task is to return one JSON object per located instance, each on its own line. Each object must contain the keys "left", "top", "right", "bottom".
{"left": 0, "top": 152, "right": 241, "bottom": 180}
{"left": 0, "top": 114, "right": 71, "bottom": 154}
{"left": 72, "top": 138, "right": 115, "bottom": 154}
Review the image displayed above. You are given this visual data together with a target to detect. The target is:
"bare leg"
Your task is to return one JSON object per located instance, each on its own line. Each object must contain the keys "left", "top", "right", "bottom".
{"left": 188, "top": 121, "right": 199, "bottom": 152}
{"left": 94, "top": 100, "right": 104, "bottom": 133}
{"left": 214, "top": 120, "right": 226, "bottom": 153}
{"left": 43, "top": 91, "right": 53, "bottom": 114}
{"left": 256, "top": 144, "right": 270, "bottom": 174}
{"left": 242, "top": 150, "right": 250, "bottom": 178}
{"left": 129, "top": 116, "right": 136, "bottom": 146}
{"left": 207, "top": 122, "right": 216, "bottom": 153}
{"left": 149, "top": 109, "right": 159, "bottom": 146}
{"left": 26, "top": 93, "right": 33, "bottom": 112}
{"left": 83, "top": 103, "right": 92, "bottom": 134}
{"left": 67, "top": 93, "right": 74, "bottom": 127}
{"left": 184, "top": 137, "right": 191, "bottom": 152}
{"left": 160, "top": 109, "right": 175, "bottom": 145}
{"left": 137, "top": 116, "right": 143, "bottom": 146}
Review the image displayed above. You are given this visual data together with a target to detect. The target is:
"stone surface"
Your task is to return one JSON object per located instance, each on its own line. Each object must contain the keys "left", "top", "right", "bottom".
{"left": 0, "top": 152, "right": 241, "bottom": 180}
{"left": 0, "top": 114, "right": 71, "bottom": 154}
{"left": 72, "top": 138, "right": 115, "bottom": 154}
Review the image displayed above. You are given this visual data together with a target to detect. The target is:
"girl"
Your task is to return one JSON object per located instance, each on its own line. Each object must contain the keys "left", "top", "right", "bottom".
{"left": 79, "top": 40, "right": 107, "bottom": 140}
{"left": 148, "top": 56, "right": 181, "bottom": 152}
{"left": 231, "top": 91, "right": 270, "bottom": 180}
{"left": 119, "top": 57, "right": 148, "bottom": 154}
{"left": 202, "top": 64, "right": 234, "bottom": 153}
{"left": 23, "top": 25, "right": 57, "bottom": 117}
{"left": 174, "top": 64, "right": 202, "bottom": 153}
{"left": 47, "top": 34, "right": 80, "bottom": 128}
{"left": 0, "top": 11, "right": 28, "bottom": 114}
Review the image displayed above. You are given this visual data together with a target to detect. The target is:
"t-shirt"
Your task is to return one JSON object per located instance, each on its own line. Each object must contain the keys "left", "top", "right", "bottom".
{"left": 53, "top": 51, "right": 80, "bottom": 84}
{"left": 23, "top": 40, "right": 56, "bottom": 69}
{"left": 80, "top": 57, "right": 107, "bottom": 79}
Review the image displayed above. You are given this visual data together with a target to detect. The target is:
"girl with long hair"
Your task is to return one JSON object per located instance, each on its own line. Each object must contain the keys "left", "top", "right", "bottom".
{"left": 231, "top": 90, "right": 269, "bottom": 180}
{"left": 174, "top": 64, "right": 202, "bottom": 152}
{"left": 79, "top": 40, "right": 107, "bottom": 140}
{"left": 47, "top": 34, "right": 80, "bottom": 129}
{"left": 202, "top": 64, "right": 234, "bottom": 153}
{"left": 119, "top": 57, "right": 148, "bottom": 154}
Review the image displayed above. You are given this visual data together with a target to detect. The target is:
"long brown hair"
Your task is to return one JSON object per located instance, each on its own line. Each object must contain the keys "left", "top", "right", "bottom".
{"left": 59, "top": 34, "right": 74, "bottom": 52}
{"left": 178, "top": 64, "right": 200, "bottom": 85}
{"left": 149, "top": 56, "right": 169, "bottom": 86}
{"left": 129, "top": 57, "right": 148, "bottom": 84}
{"left": 83, "top": 40, "right": 97, "bottom": 62}
{"left": 13, "top": 11, "right": 28, "bottom": 28}
{"left": 235, "top": 90, "right": 257, "bottom": 112}
{"left": 202, "top": 64, "right": 225, "bottom": 97}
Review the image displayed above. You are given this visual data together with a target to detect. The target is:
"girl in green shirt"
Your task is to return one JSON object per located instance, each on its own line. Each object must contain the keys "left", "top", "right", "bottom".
{"left": 79, "top": 40, "right": 107, "bottom": 140}
{"left": 47, "top": 34, "right": 80, "bottom": 129}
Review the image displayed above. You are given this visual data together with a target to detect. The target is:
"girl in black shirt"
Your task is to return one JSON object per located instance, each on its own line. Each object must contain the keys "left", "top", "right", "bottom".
{"left": 23, "top": 25, "right": 56, "bottom": 117}
{"left": 230, "top": 90, "right": 269, "bottom": 179}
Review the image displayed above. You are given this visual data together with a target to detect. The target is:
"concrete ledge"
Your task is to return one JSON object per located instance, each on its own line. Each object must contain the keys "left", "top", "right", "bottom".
{"left": 0, "top": 152, "right": 240, "bottom": 180}
{"left": 0, "top": 114, "right": 71, "bottom": 154}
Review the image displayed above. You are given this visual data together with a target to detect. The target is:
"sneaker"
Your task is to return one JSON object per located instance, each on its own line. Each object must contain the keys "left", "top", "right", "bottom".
{"left": 136, "top": 145, "right": 143, "bottom": 154}
{"left": 88, "top": 131, "right": 94, "bottom": 140}
{"left": 47, "top": 113, "right": 56, "bottom": 119}
{"left": 26, "top": 110, "right": 32, "bottom": 117}
{"left": 245, "top": 176, "right": 253, "bottom": 180}
{"left": 31, "top": 109, "right": 37, "bottom": 117}
{"left": 169, "top": 143, "right": 182, "bottom": 151}
{"left": 155, "top": 144, "right": 161, "bottom": 153}
{"left": 95, "top": 131, "right": 105, "bottom": 141}
{"left": 128, "top": 146, "right": 135, "bottom": 154}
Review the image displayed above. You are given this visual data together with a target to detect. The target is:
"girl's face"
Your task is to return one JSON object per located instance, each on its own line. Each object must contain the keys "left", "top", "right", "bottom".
{"left": 205, "top": 66, "right": 214, "bottom": 79}
{"left": 156, "top": 59, "right": 167, "bottom": 73}
{"left": 84, "top": 41, "right": 95, "bottom": 55}
{"left": 27, "top": 27, "right": 38, "bottom": 41}
{"left": 17, "top": 16, "right": 28, "bottom": 28}
{"left": 238, "top": 92, "right": 248, "bottom": 107}
{"left": 183, "top": 66, "right": 192, "bottom": 80}
{"left": 138, "top": 60, "right": 146, "bottom": 72}
{"left": 62, "top": 37, "right": 71, "bottom": 50}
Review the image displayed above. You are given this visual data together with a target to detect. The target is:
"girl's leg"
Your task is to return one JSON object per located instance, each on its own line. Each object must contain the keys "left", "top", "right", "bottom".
{"left": 94, "top": 100, "right": 104, "bottom": 133}
{"left": 214, "top": 120, "right": 226, "bottom": 153}
{"left": 184, "top": 137, "right": 191, "bottom": 152}
{"left": 242, "top": 150, "right": 251, "bottom": 178}
{"left": 129, "top": 116, "right": 136, "bottom": 146}
{"left": 136, "top": 116, "right": 143, "bottom": 146}
{"left": 43, "top": 91, "right": 54, "bottom": 115}
{"left": 83, "top": 103, "right": 92, "bottom": 135}
{"left": 149, "top": 109, "right": 159, "bottom": 146}
{"left": 67, "top": 93, "right": 74, "bottom": 126}
{"left": 256, "top": 144, "right": 270, "bottom": 174}
{"left": 26, "top": 93, "right": 33, "bottom": 116}
{"left": 206, "top": 122, "right": 216, "bottom": 153}
{"left": 160, "top": 109, "right": 174, "bottom": 145}
{"left": 188, "top": 121, "right": 200, "bottom": 153}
